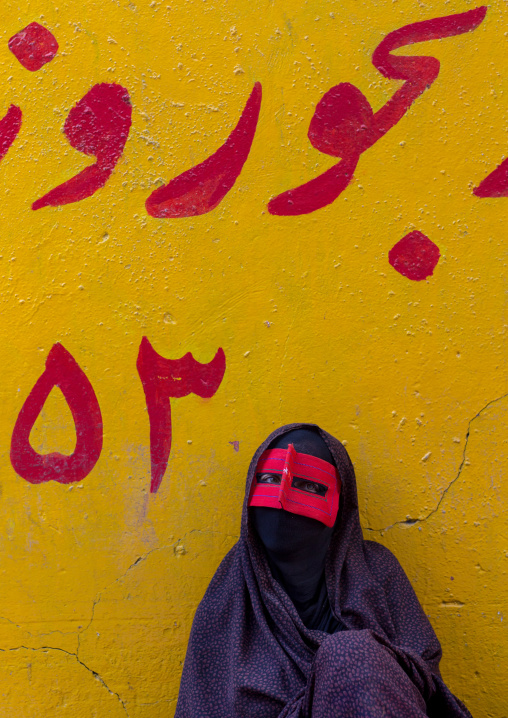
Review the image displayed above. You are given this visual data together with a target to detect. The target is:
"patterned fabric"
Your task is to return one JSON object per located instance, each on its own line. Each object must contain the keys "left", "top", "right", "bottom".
{"left": 175, "top": 423, "right": 472, "bottom": 718}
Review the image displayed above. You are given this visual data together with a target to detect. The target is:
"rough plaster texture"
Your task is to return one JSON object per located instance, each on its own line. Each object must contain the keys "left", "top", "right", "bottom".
{"left": 0, "top": 0, "right": 506, "bottom": 715}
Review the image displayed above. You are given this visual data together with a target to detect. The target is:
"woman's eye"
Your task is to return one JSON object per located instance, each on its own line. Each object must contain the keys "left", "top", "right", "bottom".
{"left": 292, "top": 478, "right": 327, "bottom": 496}
{"left": 257, "top": 473, "right": 281, "bottom": 484}
{"left": 302, "top": 481, "right": 318, "bottom": 493}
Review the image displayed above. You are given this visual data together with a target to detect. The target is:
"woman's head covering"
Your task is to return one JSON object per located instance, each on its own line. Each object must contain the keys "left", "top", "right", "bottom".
{"left": 269, "top": 427, "right": 335, "bottom": 462}
{"left": 251, "top": 428, "right": 339, "bottom": 630}
{"left": 175, "top": 423, "right": 472, "bottom": 718}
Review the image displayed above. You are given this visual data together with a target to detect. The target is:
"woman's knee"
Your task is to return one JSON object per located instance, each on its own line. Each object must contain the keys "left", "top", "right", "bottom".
{"left": 315, "top": 630, "right": 390, "bottom": 678}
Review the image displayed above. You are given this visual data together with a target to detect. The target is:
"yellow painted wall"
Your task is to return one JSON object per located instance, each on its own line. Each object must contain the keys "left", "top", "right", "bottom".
{"left": 0, "top": 0, "right": 506, "bottom": 715}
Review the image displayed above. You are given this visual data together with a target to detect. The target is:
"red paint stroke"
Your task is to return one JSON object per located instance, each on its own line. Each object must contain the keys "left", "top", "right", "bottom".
{"left": 308, "top": 83, "right": 374, "bottom": 158}
{"left": 137, "top": 337, "right": 226, "bottom": 493}
{"left": 268, "top": 6, "right": 486, "bottom": 216}
{"left": 8, "top": 22, "right": 58, "bottom": 71}
{"left": 10, "top": 343, "right": 103, "bottom": 484}
{"left": 0, "top": 105, "right": 22, "bottom": 161}
{"left": 146, "top": 82, "right": 262, "bottom": 217}
{"left": 389, "top": 230, "right": 440, "bottom": 281}
{"left": 33, "top": 83, "right": 132, "bottom": 210}
{"left": 473, "top": 156, "right": 508, "bottom": 198}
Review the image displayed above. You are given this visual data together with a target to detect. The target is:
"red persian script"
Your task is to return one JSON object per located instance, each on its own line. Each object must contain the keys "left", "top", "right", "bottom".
{"left": 268, "top": 6, "right": 487, "bottom": 215}
{"left": 8, "top": 22, "right": 58, "bottom": 71}
{"left": 0, "top": 105, "right": 22, "bottom": 162}
{"left": 146, "top": 82, "right": 262, "bottom": 217}
{"left": 10, "top": 343, "right": 103, "bottom": 484}
{"left": 389, "top": 230, "right": 440, "bottom": 281}
{"left": 474, "top": 156, "right": 508, "bottom": 198}
{"left": 33, "top": 83, "right": 132, "bottom": 209}
{"left": 137, "top": 337, "right": 226, "bottom": 493}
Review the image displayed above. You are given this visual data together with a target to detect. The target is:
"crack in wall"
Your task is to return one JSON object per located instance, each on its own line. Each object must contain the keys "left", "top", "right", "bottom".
{"left": 138, "top": 697, "right": 177, "bottom": 706}
{"left": 0, "top": 616, "right": 22, "bottom": 629}
{"left": 0, "top": 645, "right": 130, "bottom": 717}
{"left": 0, "top": 616, "right": 82, "bottom": 642}
{"left": 76, "top": 542, "right": 172, "bottom": 657}
{"left": 364, "top": 391, "right": 508, "bottom": 534}
{"left": 68, "top": 526, "right": 238, "bottom": 711}
{"left": 0, "top": 616, "right": 89, "bottom": 645}
{"left": 76, "top": 527, "right": 235, "bottom": 655}
{"left": 0, "top": 527, "right": 237, "bottom": 714}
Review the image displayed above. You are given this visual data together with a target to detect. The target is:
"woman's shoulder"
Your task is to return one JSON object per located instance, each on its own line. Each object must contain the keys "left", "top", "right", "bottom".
{"left": 363, "top": 538, "right": 398, "bottom": 560}
{"left": 192, "top": 540, "right": 244, "bottom": 620}
{"left": 362, "top": 539, "right": 408, "bottom": 582}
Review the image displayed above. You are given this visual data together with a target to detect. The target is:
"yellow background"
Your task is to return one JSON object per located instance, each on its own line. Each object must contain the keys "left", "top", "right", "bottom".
{"left": 0, "top": 0, "right": 506, "bottom": 715}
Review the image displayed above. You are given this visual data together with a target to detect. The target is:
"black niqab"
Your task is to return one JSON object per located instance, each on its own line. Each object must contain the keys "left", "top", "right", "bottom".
{"left": 251, "top": 428, "right": 341, "bottom": 632}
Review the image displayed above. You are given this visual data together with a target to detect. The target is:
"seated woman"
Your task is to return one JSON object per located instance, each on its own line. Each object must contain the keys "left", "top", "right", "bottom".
{"left": 175, "top": 424, "right": 472, "bottom": 717}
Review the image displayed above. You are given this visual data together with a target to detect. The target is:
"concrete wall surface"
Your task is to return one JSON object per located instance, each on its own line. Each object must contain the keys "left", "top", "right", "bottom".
{"left": 0, "top": 0, "right": 506, "bottom": 715}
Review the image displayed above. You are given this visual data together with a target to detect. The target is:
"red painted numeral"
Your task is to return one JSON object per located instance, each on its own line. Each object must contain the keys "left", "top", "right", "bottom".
{"left": 137, "top": 337, "right": 226, "bottom": 493}
{"left": 10, "top": 343, "right": 103, "bottom": 484}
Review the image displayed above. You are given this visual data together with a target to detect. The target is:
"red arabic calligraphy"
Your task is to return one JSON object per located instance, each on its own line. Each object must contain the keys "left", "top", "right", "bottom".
{"left": 8, "top": 22, "right": 58, "bottom": 71}
{"left": 147, "top": 82, "right": 262, "bottom": 218}
{"left": 268, "top": 6, "right": 487, "bottom": 215}
{"left": 0, "top": 105, "right": 22, "bottom": 163}
{"left": 3, "top": 9, "right": 502, "bottom": 217}
{"left": 474, "top": 156, "right": 508, "bottom": 198}
{"left": 33, "top": 83, "right": 132, "bottom": 210}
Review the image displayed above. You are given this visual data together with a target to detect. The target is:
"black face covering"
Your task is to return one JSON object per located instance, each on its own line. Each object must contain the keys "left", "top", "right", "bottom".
{"left": 250, "top": 428, "right": 341, "bottom": 632}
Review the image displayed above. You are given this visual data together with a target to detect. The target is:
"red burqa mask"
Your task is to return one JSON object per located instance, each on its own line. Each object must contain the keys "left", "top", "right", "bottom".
{"left": 249, "top": 444, "right": 341, "bottom": 527}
